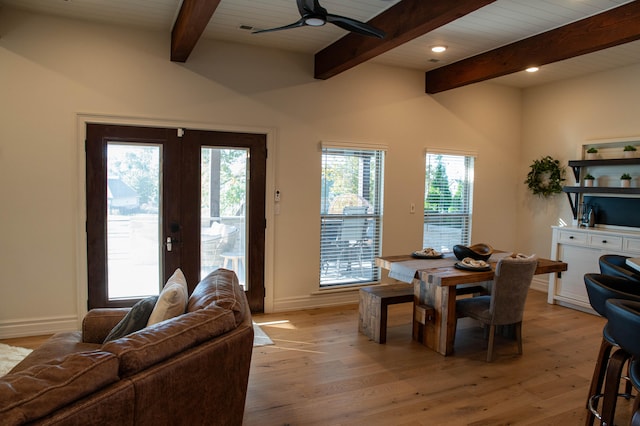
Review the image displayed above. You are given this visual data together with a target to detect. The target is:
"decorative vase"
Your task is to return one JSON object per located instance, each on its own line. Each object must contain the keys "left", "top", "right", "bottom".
{"left": 621, "top": 179, "right": 631, "bottom": 188}
{"left": 586, "top": 153, "right": 598, "bottom": 160}
{"left": 584, "top": 179, "right": 594, "bottom": 187}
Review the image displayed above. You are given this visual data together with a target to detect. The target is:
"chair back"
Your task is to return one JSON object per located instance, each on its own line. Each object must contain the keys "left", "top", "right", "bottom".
{"left": 338, "top": 206, "right": 368, "bottom": 243}
{"left": 489, "top": 257, "right": 538, "bottom": 325}
{"left": 606, "top": 299, "right": 640, "bottom": 356}
{"left": 583, "top": 273, "right": 640, "bottom": 317}
{"left": 599, "top": 254, "right": 640, "bottom": 282}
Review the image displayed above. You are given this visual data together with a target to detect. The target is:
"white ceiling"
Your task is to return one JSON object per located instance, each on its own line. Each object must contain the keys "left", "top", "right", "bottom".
{"left": 3, "top": 0, "right": 640, "bottom": 88}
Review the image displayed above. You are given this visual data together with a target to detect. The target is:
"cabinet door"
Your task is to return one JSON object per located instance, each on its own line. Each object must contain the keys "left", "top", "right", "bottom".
{"left": 556, "top": 244, "right": 600, "bottom": 305}
{"left": 624, "top": 237, "right": 640, "bottom": 254}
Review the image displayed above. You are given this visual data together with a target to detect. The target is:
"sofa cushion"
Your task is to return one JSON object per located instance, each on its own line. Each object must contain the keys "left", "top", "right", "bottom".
{"left": 187, "top": 268, "right": 247, "bottom": 325}
{"left": 0, "top": 351, "right": 119, "bottom": 426}
{"left": 102, "top": 305, "right": 236, "bottom": 377}
{"left": 9, "top": 332, "right": 101, "bottom": 374}
{"left": 103, "top": 295, "right": 159, "bottom": 343}
{"left": 147, "top": 268, "right": 188, "bottom": 326}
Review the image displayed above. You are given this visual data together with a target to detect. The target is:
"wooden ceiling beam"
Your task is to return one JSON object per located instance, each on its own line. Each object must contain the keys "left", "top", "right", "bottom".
{"left": 425, "top": 0, "right": 640, "bottom": 94}
{"left": 314, "top": 0, "right": 497, "bottom": 80}
{"left": 171, "top": 0, "right": 221, "bottom": 62}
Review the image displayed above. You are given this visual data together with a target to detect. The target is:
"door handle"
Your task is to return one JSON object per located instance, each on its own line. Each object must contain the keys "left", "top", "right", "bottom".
{"left": 165, "top": 236, "right": 181, "bottom": 252}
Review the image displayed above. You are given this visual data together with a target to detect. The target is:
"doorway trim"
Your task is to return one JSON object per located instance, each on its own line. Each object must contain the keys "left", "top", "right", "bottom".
{"left": 75, "top": 113, "right": 276, "bottom": 320}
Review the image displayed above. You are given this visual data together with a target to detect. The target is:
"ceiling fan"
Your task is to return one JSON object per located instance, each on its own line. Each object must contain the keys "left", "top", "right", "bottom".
{"left": 252, "top": 0, "right": 386, "bottom": 39}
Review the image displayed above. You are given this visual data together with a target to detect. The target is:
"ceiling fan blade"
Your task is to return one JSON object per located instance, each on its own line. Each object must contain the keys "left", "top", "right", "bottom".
{"left": 254, "top": 0, "right": 383, "bottom": 38}
{"left": 252, "top": 19, "right": 306, "bottom": 35}
{"left": 326, "top": 14, "right": 385, "bottom": 39}
{"left": 297, "top": 0, "right": 326, "bottom": 16}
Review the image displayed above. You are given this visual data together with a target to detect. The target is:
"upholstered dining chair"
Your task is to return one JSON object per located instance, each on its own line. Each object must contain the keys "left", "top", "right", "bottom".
{"left": 455, "top": 256, "right": 538, "bottom": 362}
{"left": 599, "top": 254, "right": 640, "bottom": 282}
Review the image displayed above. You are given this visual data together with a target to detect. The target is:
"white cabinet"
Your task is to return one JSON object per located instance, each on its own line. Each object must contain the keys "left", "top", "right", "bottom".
{"left": 548, "top": 226, "right": 640, "bottom": 312}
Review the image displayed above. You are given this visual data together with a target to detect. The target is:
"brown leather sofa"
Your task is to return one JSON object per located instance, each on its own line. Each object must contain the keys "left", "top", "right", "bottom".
{"left": 0, "top": 269, "right": 253, "bottom": 426}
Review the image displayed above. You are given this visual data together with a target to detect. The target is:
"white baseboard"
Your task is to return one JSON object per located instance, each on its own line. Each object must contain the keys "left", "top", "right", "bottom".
{"left": 273, "top": 290, "right": 360, "bottom": 312}
{"left": 0, "top": 315, "right": 80, "bottom": 339}
{"left": 530, "top": 276, "right": 548, "bottom": 293}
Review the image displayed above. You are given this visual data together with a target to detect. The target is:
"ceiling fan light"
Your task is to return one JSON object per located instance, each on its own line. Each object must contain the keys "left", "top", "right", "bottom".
{"left": 305, "top": 17, "right": 325, "bottom": 26}
{"left": 526, "top": 66, "right": 539, "bottom": 73}
{"left": 431, "top": 45, "right": 447, "bottom": 53}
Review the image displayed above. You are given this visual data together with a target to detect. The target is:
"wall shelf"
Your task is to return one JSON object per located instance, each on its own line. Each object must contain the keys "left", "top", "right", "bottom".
{"left": 568, "top": 158, "right": 640, "bottom": 181}
{"left": 563, "top": 186, "right": 640, "bottom": 194}
{"left": 563, "top": 157, "right": 640, "bottom": 218}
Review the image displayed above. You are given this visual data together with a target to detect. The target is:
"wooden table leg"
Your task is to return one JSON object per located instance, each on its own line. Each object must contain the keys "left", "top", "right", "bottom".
{"left": 414, "top": 278, "right": 456, "bottom": 356}
{"left": 443, "top": 286, "right": 457, "bottom": 355}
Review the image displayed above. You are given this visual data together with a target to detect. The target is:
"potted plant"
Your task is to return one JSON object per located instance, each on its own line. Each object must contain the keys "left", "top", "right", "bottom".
{"left": 623, "top": 145, "right": 637, "bottom": 158}
{"left": 621, "top": 173, "right": 632, "bottom": 188}
{"left": 584, "top": 173, "right": 595, "bottom": 187}
{"left": 586, "top": 147, "right": 598, "bottom": 160}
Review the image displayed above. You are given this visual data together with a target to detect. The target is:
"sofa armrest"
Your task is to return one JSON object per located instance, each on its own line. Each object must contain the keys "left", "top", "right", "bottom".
{"left": 82, "top": 308, "right": 130, "bottom": 343}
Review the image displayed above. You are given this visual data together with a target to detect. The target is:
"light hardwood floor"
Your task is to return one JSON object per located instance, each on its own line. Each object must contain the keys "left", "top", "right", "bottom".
{"left": 2, "top": 290, "right": 636, "bottom": 425}
{"left": 246, "top": 290, "right": 635, "bottom": 426}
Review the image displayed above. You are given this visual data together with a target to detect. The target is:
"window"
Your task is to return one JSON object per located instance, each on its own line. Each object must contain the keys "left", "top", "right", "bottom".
{"left": 423, "top": 151, "right": 475, "bottom": 252}
{"left": 320, "top": 144, "right": 385, "bottom": 287}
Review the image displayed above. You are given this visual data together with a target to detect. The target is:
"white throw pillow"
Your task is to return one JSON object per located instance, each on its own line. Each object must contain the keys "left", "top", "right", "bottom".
{"left": 147, "top": 268, "right": 188, "bottom": 326}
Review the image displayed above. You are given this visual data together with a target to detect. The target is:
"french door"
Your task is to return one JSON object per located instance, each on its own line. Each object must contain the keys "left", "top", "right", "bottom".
{"left": 86, "top": 124, "right": 266, "bottom": 312}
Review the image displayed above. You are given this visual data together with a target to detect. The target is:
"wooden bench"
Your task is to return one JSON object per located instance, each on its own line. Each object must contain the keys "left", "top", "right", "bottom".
{"left": 358, "top": 283, "right": 487, "bottom": 344}
{"left": 358, "top": 283, "right": 415, "bottom": 343}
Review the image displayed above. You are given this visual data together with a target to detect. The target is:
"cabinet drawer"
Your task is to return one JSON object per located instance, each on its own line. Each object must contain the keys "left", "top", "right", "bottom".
{"left": 588, "top": 234, "right": 623, "bottom": 250}
{"left": 558, "top": 230, "right": 587, "bottom": 245}
{"left": 624, "top": 237, "right": 640, "bottom": 254}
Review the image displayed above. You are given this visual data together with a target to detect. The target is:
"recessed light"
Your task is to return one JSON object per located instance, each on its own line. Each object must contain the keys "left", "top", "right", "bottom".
{"left": 526, "top": 66, "right": 539, "bottom": 73}
{"left": 431, "top": 46, "right": 447, "bottom": 53}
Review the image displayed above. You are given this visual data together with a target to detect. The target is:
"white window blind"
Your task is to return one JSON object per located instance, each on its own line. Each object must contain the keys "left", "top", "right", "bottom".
{"left": 320, "top": 147, "right": 384, "bottom": 287}
{"left": 423, "top": 152, "right": 475, "bottom": 252}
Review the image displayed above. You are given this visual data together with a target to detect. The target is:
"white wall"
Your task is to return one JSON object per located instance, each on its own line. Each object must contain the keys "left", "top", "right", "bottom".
{"left": 1, "top": 7, "right": 524, "bottom": 337}
{"left": 518, "top": 64, "right": 640, "bottom": 259}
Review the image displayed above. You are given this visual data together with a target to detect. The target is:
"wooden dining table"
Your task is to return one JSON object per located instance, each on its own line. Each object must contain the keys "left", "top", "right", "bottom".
{"left": 375, "top": 252, "right": 568, "bottom": 356}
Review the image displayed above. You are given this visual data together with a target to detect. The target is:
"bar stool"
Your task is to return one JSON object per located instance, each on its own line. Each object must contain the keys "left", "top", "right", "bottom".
{"left": 602, "top": 299, "right": 640, "bottom": 425}
{"left": 599, "top": 255, "right": 640, "bottom": 282}
{"left": 583, "top": 274, "right": 640, "bottom": 425}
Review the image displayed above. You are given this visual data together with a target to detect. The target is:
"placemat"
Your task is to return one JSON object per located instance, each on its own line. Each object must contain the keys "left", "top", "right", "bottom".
{"left": 388, "top": 251, "right": 513, "bottom": 283}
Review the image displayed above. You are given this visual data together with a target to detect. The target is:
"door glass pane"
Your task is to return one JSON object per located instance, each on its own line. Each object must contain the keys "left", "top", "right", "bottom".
{"left": 107, "top": 143, "right": 161, "bottom": 299}
{"left": 201, "top": 147, "right": 248, "bottom": 289}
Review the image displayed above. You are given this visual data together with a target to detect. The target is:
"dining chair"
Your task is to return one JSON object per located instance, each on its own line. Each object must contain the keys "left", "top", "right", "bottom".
{"left": 599, "top": 254, "right": 640, "bottom": 282}
{"left": 583, "top": 273, "right": 640, "bottom": 426}
{"left": 336, "top": 206, "right": 369, "bottom": 274}
{"left": 455, "top": 256, "right": 538, "bottom": 362}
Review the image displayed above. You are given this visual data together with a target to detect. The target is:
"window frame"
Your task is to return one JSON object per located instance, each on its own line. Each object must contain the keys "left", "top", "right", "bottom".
{"left": 319, "top": 141, "right": 386, "bottom": 289}
{"left": 423, "top": 148, "right": 476, "bottom": 252}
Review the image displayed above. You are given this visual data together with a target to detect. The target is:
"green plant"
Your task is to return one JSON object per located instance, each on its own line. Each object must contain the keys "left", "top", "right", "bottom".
{"left": 624, "top": 145, "right": 637, "bottom": 152}
{"left": 525, "top": 156, "right": 565, "bottom": 197}
{"left": 584, "top": 174, "right": 595, "bottom": 180}
{"left": 586, "top": 147, "right": 598, "bottom": 153}
{"left": 621, "top": 173, "right": 632, "bottom": 180}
